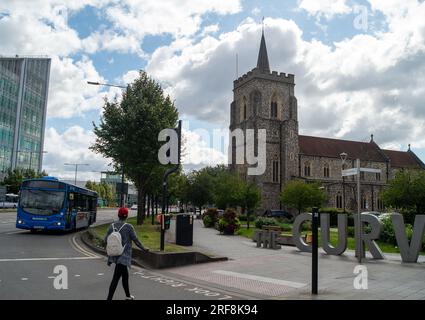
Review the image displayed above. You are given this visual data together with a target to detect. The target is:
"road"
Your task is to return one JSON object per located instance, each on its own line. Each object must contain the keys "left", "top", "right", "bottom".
{"left": 0, "top": 209, "right": 247, "bottom": 300}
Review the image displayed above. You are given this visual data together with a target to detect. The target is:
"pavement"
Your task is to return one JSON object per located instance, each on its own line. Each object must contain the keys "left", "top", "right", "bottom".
{"left": 163, "top": 219, "right": 425, "bottom": 300}
{"left": 0, "top": 209, "right": 246, "bottom": 300}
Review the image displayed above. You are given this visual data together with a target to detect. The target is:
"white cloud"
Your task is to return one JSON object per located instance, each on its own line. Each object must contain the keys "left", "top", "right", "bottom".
{"left": 48, "top": 56, "right": 121, "bottom": 119}
{"left": 181, "top": 128, "right": 227, "bottom": 171}
{"left": 105, "top": 0, "right": 241, "bottom": 40}
{"left": 145, "top": 9, "right": 425, "bottom": 154}
{"left": 297, "top": 0, "right": 352, "bottom": 20}
{"left": 43, "top": 126, "right": 111, "bottom": 181}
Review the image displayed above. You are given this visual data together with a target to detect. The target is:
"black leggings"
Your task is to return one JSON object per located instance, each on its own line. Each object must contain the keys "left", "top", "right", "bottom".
{"left": 107, "top": 263, "right": 130, "bottom": 300}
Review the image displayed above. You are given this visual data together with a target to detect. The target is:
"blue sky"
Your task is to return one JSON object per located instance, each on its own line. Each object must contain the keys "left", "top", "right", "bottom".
{"left": 1, "top": 0, "right": 424, "bottom": 180}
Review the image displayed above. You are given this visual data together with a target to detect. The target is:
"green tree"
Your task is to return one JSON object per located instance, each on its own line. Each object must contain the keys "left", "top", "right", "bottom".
{"left": 91, "top": 71, "right": 178, "bottom": 224}
{"left": 280, "top": 180, "right": 326, "bottom": 215}
{"left": 241, "top": 182, "right": 261, "bottom": 229}
{"left": 381, "top": 170, "right": 425, "bottom": 215}
{"left": 213, "top": 170, "right": 244, "bottom": 210}
{"left": 2, "top": 168, "right": 47, "bottom": 194}
{"left": 187, "top": 168, "right": 215, "bottom": 213}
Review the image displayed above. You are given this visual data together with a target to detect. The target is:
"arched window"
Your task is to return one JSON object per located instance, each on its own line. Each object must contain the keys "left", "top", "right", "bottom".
{"left": 336, "top": 192, "right": 343, "bottom": 209}
{"left": 361, "top": 194, "right": 367, "bottom": 209}
{"left": 271, "top": 101, "right": 278, "bottom": 118}
{"left": 240, "top": 96, "right": 247, "bottom": 122}
{"left": 323, "top": 163, "right": 330, "bottom": 178}
{"left": 304, "top": 161, "right": 311, "bottom": 177}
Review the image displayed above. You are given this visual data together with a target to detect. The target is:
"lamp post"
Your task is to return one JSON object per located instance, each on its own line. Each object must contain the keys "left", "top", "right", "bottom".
{"left": 64, "top": 163, "right": 89, "bottom": 185}
{"left": 340, "top": 154, "right": 365, "bottom": 263}
{"left": 87, "top": 80, "right": 128, "bottom": 208}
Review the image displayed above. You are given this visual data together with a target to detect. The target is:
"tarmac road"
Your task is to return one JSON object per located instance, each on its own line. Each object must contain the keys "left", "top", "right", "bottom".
{"left": 0, "top": 209, "right": 248, "bottom": 300}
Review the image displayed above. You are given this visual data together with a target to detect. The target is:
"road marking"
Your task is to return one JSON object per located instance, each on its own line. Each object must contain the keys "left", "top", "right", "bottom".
{"left": 212, "top": 270, "right": 307, "bottom": 289}
{"left": 70, "top": 235, "right": 99, "bottom": 258}
{"left": 0, "top": 257, "right": 100, "bottom": 262}
{"left": 97, "top": 273, "right": 104, "bottom": 276}
{"left": 21, "top": 278, "right": 28, "bottom": 281}
{"left": 74, "top": 275, "right": 80, "bottom": 277}
{"left": 4, "top": 231, "right": 26, "bottom": 235}
{"left": 48, "top": 276, "right": 55, "bottom": 279}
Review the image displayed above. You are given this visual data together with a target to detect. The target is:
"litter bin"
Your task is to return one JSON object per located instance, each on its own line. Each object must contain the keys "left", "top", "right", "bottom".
{"left": 175, "top": 214, "right": 193, "bottom": 246}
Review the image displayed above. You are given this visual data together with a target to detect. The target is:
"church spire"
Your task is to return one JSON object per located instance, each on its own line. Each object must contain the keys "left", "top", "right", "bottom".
{"left": 256, "top": 26, "right": 270, "bottom": 73}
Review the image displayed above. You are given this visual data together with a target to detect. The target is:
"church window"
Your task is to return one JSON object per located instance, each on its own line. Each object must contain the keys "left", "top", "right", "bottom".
{"left": 243, "top": 103, "right": 247, "bottom": 120}
{"left": 272, "top": 160, "right": 280, "bottom": 183}
{"left": 290, "top": 153, "right": 294, "bottom": 161}
{"left": 323, "top": 163, "right": 330, "bottom": 178}
{"left": 377, "top": 198, "right": 384, "bottom": 210}
{"left": 304, "top": 162, "right": 311, "bottom": 177}
{"left": 271, "top": 102, "right": 278, "bottom": 118}
{"left": 376, "top": 172, "right": 381, "bottom": 181}
{"left": 360, "top": 172, "right": 365, "bottom": 181}
{"left": 336, "top": 193, "right": 343, "bottom": 209}
{"left": 361, "top": 195, "right": 367, "bottom": 209}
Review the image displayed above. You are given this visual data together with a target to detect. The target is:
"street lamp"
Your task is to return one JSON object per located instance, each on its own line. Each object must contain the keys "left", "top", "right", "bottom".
{"left": 87, "top": 80, "right": 128, "bottom": 207}
{"left": 64, "top": 163, "right": 89, "bottom": 185}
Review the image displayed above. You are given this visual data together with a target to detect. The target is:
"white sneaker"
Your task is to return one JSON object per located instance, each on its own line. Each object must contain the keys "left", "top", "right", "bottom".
{"left": 126, "top": 295, "right": 135, "bottom": 300}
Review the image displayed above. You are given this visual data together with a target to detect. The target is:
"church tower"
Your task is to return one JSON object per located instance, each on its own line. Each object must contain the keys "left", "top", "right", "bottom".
{"left": 229, "top": 30, "right": 300, "bottom": 211}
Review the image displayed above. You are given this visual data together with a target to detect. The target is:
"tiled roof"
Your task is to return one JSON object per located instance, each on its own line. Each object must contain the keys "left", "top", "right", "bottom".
{"left": 298, "top": 135, "right": 386, "bottom": 162}
{"left": 382, "top": 149, "right": 422, "bottom": 168}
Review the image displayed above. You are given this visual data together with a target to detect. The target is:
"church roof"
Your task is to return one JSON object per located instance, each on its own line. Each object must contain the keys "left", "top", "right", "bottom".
{"left": 256, "top": 31, "right": 270, "bottom": 73}
{"left": 299, "top": 135, "right": 424, "bottom": 168}
{"left": 382, "top": 149, "right": 423, "bottom": 168}
{"left": 299, "top": 135, "right": 387, "bottom": 162}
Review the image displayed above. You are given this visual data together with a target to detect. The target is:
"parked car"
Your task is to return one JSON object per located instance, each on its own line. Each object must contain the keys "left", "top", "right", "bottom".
{"left": 361, "top": 211, "right": 382, "bottom": 217}
{"left": 130, "top": 204, "right": 137, "bottom": 210}
{"left": 263, "top": 209, "right": 293, "bottom": 220}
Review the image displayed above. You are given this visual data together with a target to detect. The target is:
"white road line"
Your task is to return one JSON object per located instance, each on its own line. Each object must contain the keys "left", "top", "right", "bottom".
{"left": 21, "top": 278, "right": 28, "bottom": 281}
{"left": 74, "top": 275, "right": 81, "bottom": 277}
{"left": 0, "top": 257, "right": 100, "bottom": 262}
{"left": 70, "top": 235, "right": 99, "bottom": 258}
{"left": 5, "top": 231, "right": 25, "bottom": 235}
{"left": 97, "top": 273, "right": 104, "bottom": 276}
{"left": 212, "top": 270, "right": 307, "bottom": 289}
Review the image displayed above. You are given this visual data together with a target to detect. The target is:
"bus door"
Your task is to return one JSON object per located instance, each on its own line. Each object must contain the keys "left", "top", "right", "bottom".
{"left": 75, "top": 193, "right": 90, "bottom": 229}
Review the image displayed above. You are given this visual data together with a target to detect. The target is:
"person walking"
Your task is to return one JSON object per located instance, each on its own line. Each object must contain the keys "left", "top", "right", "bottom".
{"left": 105, "top": 207, "right": 148, "bottom": 300}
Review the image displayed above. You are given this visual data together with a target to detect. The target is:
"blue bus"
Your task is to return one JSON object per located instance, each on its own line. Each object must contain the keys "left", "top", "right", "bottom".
{"left": 16, "top": 176, "right": 98, "bottom": 232}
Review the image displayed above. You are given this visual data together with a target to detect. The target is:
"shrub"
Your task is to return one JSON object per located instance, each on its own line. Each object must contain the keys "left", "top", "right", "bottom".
{"left": 238, "top": 214, "right": 255, "bottom": 222}
{"left": 301, "top": 220, "right": 312, "bottom": 232}
{"left": 280, "top": 223, "right": 292, "bottom": 232}
{"left": 217, "top": 208, "right": 241, "bottom": 235}
{"left": 254, "top": 217, "right": 278, "bottom": 229}
{"left": 379, "top": 215, "right": 413, "bottom": 246}
{"left": 347, "top": 226, "right": 355, "bottom": 237}
{"left": 203, "top": 208, "right": 218, "bottom": 228}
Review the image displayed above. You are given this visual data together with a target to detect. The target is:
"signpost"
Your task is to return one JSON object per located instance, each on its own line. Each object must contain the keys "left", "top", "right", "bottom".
{"left": 341, "top": 161, "right": 381, "bottom": 263}
{"left": 311, "top": 207, "right": 319, "bottom": 295}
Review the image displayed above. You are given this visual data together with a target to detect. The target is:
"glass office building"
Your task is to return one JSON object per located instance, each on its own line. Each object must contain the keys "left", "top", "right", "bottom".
{"left": 0, "top": 56, "right": 51, "bottom": 178}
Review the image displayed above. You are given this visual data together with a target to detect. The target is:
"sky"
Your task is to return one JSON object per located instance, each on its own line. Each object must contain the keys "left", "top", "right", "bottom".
{"left": 1, "top": 0, "right": 425, "bottom": 181}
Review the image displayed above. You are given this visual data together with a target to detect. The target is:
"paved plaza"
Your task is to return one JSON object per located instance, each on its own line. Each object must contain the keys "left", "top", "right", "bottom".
{"left": 166, "top": 219, "right": 425, "bottom": 300}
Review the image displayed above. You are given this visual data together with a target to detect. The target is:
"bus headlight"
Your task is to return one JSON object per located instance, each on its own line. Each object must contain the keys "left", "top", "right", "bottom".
{"left": 18, "top": 220, "right": 22, "bottom": 224}
{"left": 57, "top": 222, "right": 61, "bottom": 226}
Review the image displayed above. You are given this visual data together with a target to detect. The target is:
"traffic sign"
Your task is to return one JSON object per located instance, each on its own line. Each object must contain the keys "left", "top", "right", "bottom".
{"left": 360, "top": 168, "right": 381, "bottom": 173}
{"left": 342, "top": 168, "right": 359, "bottom": 176}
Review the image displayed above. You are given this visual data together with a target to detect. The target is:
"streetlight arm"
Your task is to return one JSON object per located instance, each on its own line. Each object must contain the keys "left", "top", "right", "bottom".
{"left": 87, "top": 81, "right": 127, "bottom": 89}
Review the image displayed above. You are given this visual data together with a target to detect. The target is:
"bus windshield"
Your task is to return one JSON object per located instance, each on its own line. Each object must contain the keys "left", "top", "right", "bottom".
{"left": 19, "top": 189, "right": 65, "bottom": 215}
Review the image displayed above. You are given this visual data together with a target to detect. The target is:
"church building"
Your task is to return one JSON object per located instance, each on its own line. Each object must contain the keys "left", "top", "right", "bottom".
{"left": 229, "top": 31, "right": 425, "bottom": 213}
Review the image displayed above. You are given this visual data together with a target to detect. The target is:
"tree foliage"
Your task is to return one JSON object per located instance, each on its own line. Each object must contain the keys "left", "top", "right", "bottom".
{"left": 2, "top": 168, "right": 48, "bottom": 194}
{"left": 85, "top": 181, "right": 116, "bottom": 206}
{"left": 381, "top": 170, "right": 425, "bottom": 215}
{"left": 280, "top": 180, "right": 327, "bottom": 214}
{"left": 91, "top": 71, "right": 178, "bottom": 224}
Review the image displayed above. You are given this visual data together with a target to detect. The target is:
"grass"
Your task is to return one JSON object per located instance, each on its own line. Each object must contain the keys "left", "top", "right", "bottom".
{"left": 236, "top": 225, "right": 425, "bottom": 255}
{"left": 91, "top": 217, "right": 188, "bottom": 253}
